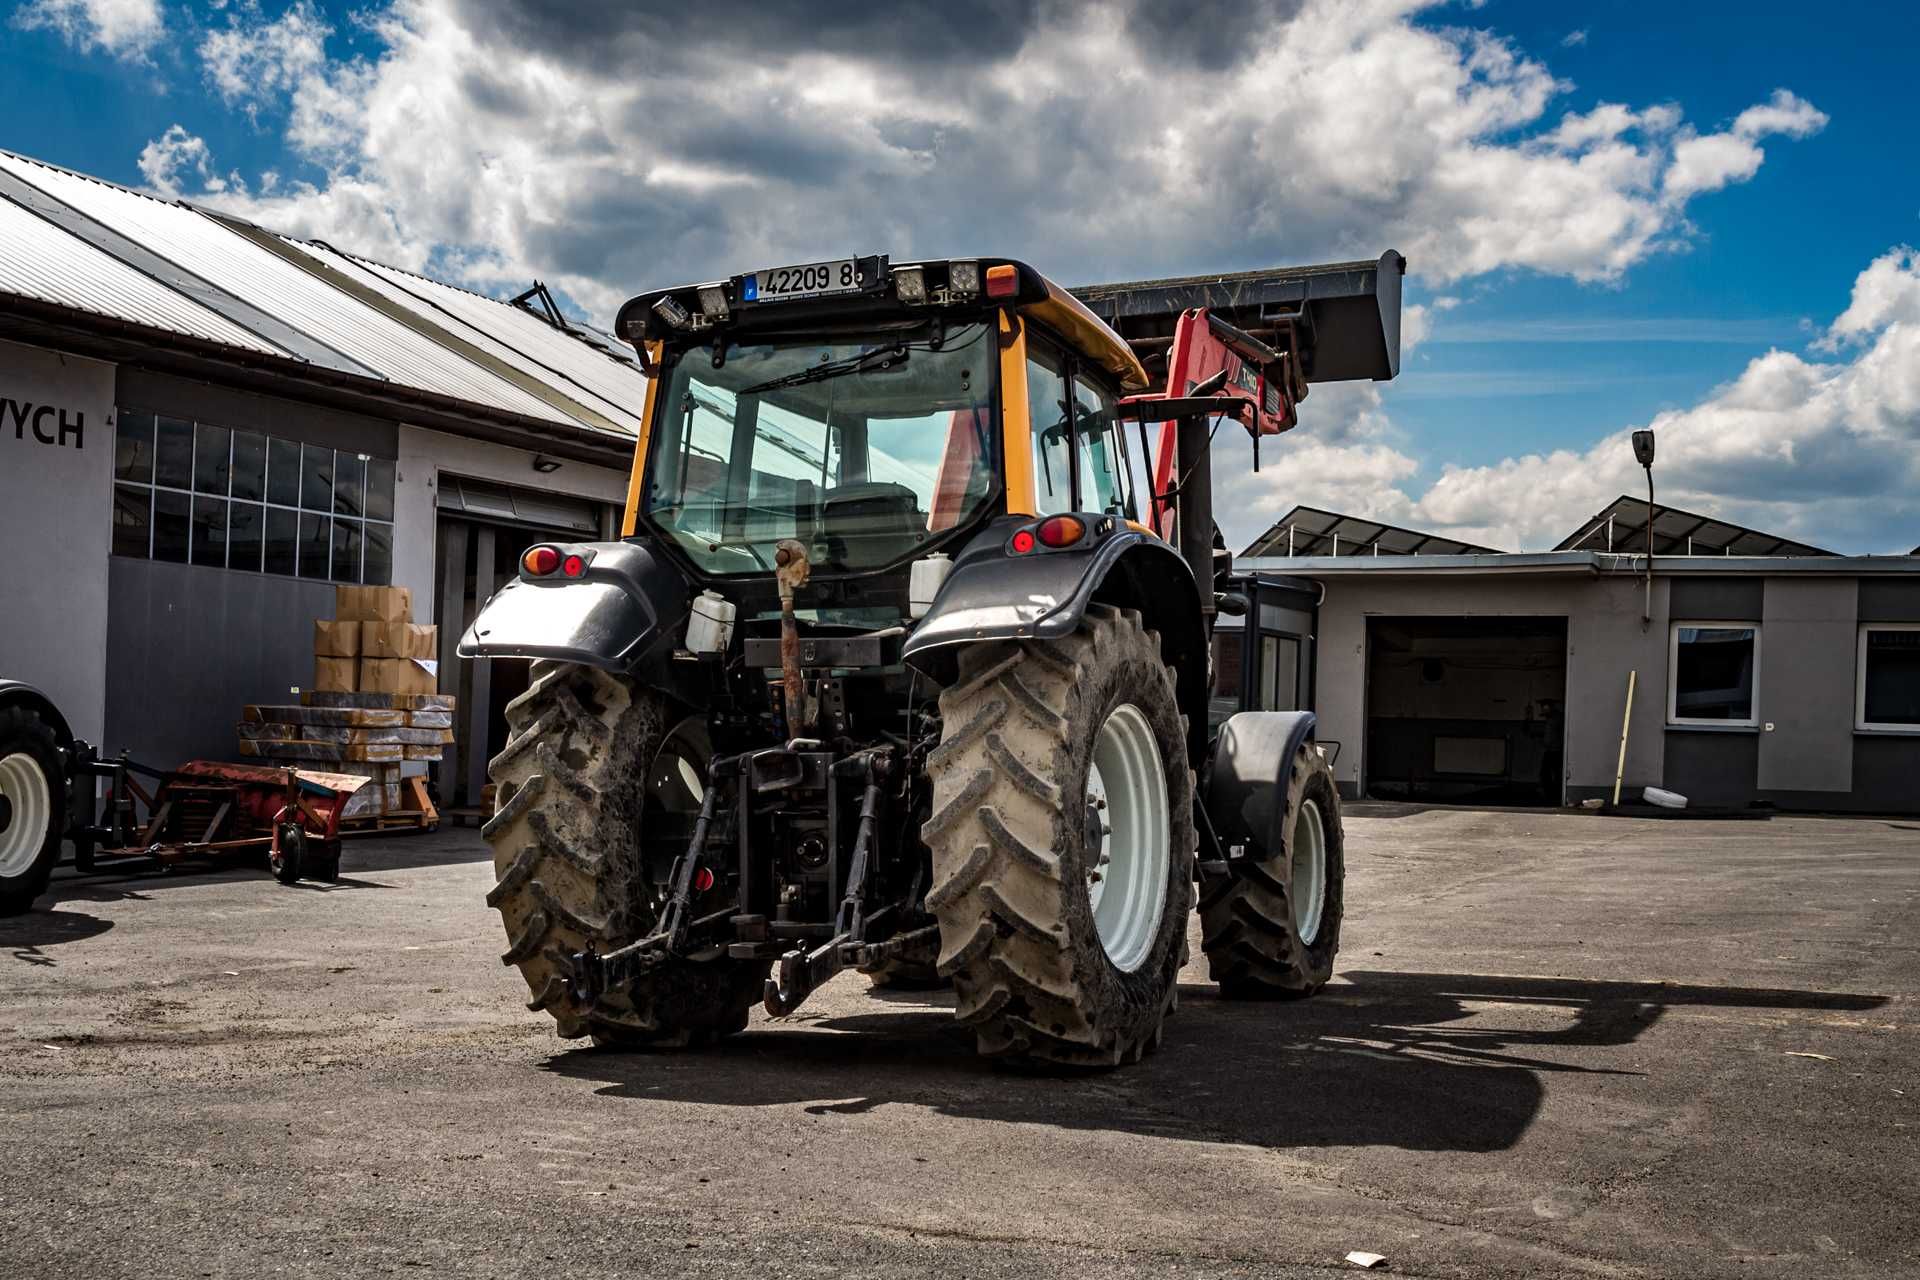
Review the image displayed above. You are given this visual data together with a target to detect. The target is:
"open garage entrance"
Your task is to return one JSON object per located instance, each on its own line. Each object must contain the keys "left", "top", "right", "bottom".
{"left": 1365, "top": 616, "right": 1567, "bottom": 806}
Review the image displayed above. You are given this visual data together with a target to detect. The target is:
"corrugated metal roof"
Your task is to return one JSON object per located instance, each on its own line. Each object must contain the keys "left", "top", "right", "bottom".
{"left": 0, "top": 193, "right": 280, "bottom": 356}
{"left": 341, "top": 253, "right": 648, "bottom": 437}
{"left": 302, "top": 245, "right": 647, "bottom": 437}
{"left": 0, "top": 150, "right": 578, "bottom": 428}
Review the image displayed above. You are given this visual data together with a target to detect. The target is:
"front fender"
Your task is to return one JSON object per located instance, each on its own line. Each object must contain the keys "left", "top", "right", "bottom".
{"left": 457, "top": 540, "right": 689, "bottom": 673}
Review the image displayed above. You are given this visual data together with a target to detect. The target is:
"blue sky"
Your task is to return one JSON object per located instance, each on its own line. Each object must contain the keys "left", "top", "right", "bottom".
{"left": 4, "top": 0, "right": 1918, "bottom": 553}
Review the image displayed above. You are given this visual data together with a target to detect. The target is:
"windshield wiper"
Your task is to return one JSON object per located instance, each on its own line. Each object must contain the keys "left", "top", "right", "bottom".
{"left": 739, "top": 344, "right": 909, "bottom": 397}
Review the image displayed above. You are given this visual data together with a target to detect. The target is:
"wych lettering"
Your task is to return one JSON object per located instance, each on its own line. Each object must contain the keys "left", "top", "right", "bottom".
{"left": 1, "top": 397, "right": 84, "bottom": 450}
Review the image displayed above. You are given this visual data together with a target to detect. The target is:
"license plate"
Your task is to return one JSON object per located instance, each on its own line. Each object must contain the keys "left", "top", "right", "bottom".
{"left": 741, "top": 258, "right": 871, "bottom": 303}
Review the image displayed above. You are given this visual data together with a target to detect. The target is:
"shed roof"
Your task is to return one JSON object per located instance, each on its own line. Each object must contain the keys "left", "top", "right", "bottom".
{"left": 1556, "top": 495, "right": 1833, "bottom": 558}
{"left": 0, "top": 148, "right": 648, "bottom": 449}
{"left": 1241, "top": 505, "right": 1502, "bottom": 558}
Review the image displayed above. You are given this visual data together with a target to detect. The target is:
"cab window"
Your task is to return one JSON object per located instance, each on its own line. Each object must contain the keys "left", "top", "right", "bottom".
{"left": 1026, "top": 340, "right": 1074, "bottom": 516}
{"left": 1072, "top": 371, "right": 1132, "bottom": 519}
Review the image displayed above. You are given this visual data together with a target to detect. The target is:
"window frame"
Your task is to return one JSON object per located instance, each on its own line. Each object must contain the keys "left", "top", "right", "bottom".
{"left": 1667, "top": 619, "right": 1761, "bottom": 729}
{"left": 1855, "top": 623, "right": 1920, "bottom": 733}
{"left": 110, "top": 408, "right": 395, "bottom": 584}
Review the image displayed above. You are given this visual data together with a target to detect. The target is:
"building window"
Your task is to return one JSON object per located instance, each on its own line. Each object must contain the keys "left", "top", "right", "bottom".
{"left": 1669, "top": 622, "right": 1759, "bottom": 727}
{"left": 1857, "top": 625, "right": 1920, "bottom": 730}
{"left": 111, "top": 410, "right": 395, "bottom": 583}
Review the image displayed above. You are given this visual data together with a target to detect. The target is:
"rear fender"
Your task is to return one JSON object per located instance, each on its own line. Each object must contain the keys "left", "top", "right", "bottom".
{"left": 457, "top": 540, "right": 690, "bottom": 681}
{"left": 1203, "top": 710, "right": 1317, "bottom": 865}
{"left": 903, "top": 516, "right": 1208, "bottom": 758}
{"left": 0, "top": 680, "right": 73, "bottom": 746}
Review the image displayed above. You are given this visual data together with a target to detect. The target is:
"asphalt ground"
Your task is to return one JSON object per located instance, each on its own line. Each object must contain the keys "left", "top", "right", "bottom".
{"left": 2, "top": 804, "right": 1914, "bottom": 1279}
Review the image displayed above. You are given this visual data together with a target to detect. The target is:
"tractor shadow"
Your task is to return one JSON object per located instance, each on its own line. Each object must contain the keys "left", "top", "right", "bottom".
{"left": 543, "top": 970, "right": 1887, "bottom": 1154}
{"left": 0, "top": 908, "right": 113, "bottom": 965}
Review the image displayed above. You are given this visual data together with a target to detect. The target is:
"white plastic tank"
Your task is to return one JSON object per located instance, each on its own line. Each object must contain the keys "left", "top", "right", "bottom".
{"left": 686, "top": 590, "right": 736, "bottom": 654}
{"left": 909, "top": 553, "right": 952, "bottom": 619}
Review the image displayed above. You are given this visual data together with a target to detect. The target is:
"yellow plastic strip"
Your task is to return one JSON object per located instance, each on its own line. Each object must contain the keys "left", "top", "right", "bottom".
{"left": 998, "top": 311, "right": 1036, "bottom": 516}
{"left": 620, "top": 342, "right": 663, "bottom": 536}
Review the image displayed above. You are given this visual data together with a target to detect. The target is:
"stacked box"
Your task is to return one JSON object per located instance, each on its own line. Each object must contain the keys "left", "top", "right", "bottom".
{"left": 245, "top": 587, "right": 458, "bottom": 794}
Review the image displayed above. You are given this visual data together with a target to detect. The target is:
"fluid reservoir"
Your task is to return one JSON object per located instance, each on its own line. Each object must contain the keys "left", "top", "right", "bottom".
{"left": 686, "top": 589, "right": 736, "bottom": 654}
{"left": 909, "top": 553, "right": 952, "bottom": 619}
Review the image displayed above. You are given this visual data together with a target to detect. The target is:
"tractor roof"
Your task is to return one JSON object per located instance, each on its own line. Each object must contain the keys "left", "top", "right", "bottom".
{"left": 614, "top": 256, "right": 1149, "bottom": 390}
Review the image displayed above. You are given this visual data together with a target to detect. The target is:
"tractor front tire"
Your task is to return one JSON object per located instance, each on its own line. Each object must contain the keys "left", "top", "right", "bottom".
{"left": 1200, "top": 741, "right": 1344, "bottom": 998}
{"left": 484, "top": 662, "right": 763, "bottom": 1048}
{"left": 0, "top": 706, "right": 65, "bottom": 916}
{"left": 923, "top": 605, "right": 1194, "bottom": 1068}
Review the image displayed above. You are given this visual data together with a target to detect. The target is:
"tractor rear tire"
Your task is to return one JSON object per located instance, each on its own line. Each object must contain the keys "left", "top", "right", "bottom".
{"left": 923, "top": 605, "right": 1194, "bottom": 1068}
{"left": 0, "top": 706, "right": 64, "bottom": 916}
{"left": 485, "top": 661, "right": 764, "bottom": 1048}
{"left": 1199, "top": 742, "right": 1344, "bottom": 998}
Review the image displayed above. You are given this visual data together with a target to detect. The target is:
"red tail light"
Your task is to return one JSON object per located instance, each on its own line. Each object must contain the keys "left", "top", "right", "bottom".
{"left": 1010, "top": 529, "right": 1037, "bottom": 554}
{"left": 562, "top": 554, "right": 586, "bottom": 578}
{"left": 692, "top": 866, "right": 715, "bottom": 893}
{"left": 522, "top": 546, "right": 560, "bottom": 576}
{"left": 1036, "top": 516, "right": 1084, "bottom": 547}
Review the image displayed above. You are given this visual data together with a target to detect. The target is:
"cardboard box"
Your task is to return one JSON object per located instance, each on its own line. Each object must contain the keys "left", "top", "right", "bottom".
{"left": 360, "top": 657, "right": 439, "bottom": 697}
{"left": 335, "top": 585, "right": 414, "bottom": 624}
{"left": 313, "top": 619, "right": 362, "bottom": 658}
{"left": 359, "top": 621, "right": 437, "bottom": 660}
{"left": 314, "top": 656, "right": 358, "bottom": 693}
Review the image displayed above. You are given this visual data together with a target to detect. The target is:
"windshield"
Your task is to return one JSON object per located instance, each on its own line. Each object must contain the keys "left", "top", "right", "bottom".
{"left": 643, "top": 322, "right": 997, "bottom": 575}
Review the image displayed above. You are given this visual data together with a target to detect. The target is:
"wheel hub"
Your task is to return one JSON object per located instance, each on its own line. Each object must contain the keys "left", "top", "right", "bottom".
{"left": 0, "top": 751, "right": 52, "bottom": 880}
{"left": 1290, "top": 798, "right": 1328, "bottom": 946}
{"left": 1084, "top": 704, "right": 1170, "bottom": 973}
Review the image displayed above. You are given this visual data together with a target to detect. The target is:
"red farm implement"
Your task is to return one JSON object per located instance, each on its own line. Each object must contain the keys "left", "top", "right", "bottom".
{"left": 66, "top": 753, "right": 369, "bottom": 884}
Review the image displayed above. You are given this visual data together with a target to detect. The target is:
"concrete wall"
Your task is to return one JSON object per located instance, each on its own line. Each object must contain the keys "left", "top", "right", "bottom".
{"left": 0, "top": 338, "right": 115, "bottom": 741}
{"left": 390, "top": 423, "right": 630, "bottom": 625}
{"left": 1311, "top": 571, "right": 1670, "bottom": 800}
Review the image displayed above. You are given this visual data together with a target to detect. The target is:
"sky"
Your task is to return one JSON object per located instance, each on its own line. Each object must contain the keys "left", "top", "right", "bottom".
{"left": 5, "top": 0, "right": 1919, "bottom": 555}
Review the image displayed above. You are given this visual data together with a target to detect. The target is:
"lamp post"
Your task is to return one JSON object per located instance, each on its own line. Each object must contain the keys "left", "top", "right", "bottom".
{"left": 1631, "top": 429, "right": 1656, "bottom": 628}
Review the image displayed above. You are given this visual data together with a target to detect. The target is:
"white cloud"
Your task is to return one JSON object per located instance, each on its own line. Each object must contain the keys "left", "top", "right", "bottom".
{"left": 12, "top": 0, "right": 162, "bottom": 59}
{"left": 137, "top": 0, "right": 1829, "bottom": 320}
{"left": 1224, "top": 248, "right": 1920, "bottom": 556}
{"left": 200, "top": 0, "right": 332, "bottom": 113}
{"left": 138, "top": 125, "right": 216, "bottom": 198}
{"left": 1663, "top": 89, "right": 1827, "bottom": 203}
{"left": 1561, "top": 29, "right": 1588, "bottom": 48}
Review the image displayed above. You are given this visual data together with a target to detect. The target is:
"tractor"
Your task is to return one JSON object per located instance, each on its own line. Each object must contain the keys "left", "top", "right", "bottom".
{"left": 461, "top": 252, "right": 1403, "bottom": 1066}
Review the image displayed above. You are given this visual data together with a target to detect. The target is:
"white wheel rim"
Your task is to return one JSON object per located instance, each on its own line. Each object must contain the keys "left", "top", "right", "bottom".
{"left": 1291, "top": 798, "right": 1327, "bottom": 946}
{"left": 0, "top": 751, "right": 53, "bottom": 879}
{"left": 1085, "top": 703, "right": 1170, "bottom": 973}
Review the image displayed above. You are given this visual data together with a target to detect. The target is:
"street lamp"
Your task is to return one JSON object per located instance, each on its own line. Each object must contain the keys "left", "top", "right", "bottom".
{"left": 1631, "top": 430, "right": 1656, "bottom": 627}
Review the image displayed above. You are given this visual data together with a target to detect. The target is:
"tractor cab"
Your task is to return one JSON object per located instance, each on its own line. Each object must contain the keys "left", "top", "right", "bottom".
{"left": 613, "top": 257, "right": 1156, "bottom": 608}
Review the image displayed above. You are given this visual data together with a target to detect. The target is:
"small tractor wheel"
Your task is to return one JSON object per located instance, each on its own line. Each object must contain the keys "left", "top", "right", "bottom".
{"left": 485, "top": 662, "right": 765, "bottom": 1047}
{"left": 0, "top": 706, "right": 65, "bottom": 916}
{"left": 923, "top": 605, "right": 1195, "bottom": 1068}
{"left": 1200, "top": 741, "right": 1344, "bottom": 998}
{"left": 270, "top": 824, "right": 307, "bottom": 884}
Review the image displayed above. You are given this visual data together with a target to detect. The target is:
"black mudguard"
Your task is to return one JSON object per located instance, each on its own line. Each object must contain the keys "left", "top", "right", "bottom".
{"left": 457, "top": 540, "right": 690, "bottom": 682}
{"left": 0, "top": 679, "right": 73, "bottom": 746}
{"left": 902, "top": 516, "right": 1209, "bottom": 757}
{"left": 1203, "top": 710, "right": 1318, "bottom": 863}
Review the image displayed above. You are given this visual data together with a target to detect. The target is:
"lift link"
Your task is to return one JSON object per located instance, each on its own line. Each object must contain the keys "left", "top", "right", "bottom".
{"left": 763, "top": 750, "right": 891, "bottom": 1017}
{"left": 566, "top": 752, "right": 738, "bottom": 1005}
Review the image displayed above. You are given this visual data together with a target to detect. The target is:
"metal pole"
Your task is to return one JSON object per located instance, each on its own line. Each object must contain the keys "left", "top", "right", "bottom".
{"left": 1612, "top": 669, "right": 1637, "bottom": 807}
